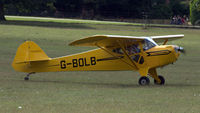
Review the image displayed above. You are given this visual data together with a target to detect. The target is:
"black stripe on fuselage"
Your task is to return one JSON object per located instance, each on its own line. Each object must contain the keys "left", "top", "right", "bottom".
{"left": 146, "top": 50, "right": 171, "bottom": 56}
{"left": 97, "top": 56, "right": 124, "bottom": 62}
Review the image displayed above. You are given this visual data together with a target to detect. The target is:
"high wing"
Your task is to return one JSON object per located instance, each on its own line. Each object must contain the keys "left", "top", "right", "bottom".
{"left": 69, "top": 35, "right": 146, "bottom": 47}
{"left": 150, "top": 34, "right": 184, "bottom": 43}
{"left": 69, "top": 34, "right": 184, "bottom": 47}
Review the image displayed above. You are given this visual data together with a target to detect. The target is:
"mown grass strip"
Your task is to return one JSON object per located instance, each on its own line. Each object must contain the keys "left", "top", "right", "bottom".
{"left": 5, "top": 15, "right": 200, "bottom": 29}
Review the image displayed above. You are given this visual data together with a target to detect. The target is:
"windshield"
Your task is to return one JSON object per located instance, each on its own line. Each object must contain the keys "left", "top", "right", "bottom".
{"left": 143, "top": 38, "right": 157, "bottom": 51}
{"left": 112, "top": 38, "right": 157, "bottom": 54}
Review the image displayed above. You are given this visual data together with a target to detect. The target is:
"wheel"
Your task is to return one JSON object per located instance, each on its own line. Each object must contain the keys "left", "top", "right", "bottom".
{"left": 24, "top": 77, "right": 29, "bottom": 81}
{"left": 139, "top": 76, "right": 150, "bottom": 86}
{"left": 154, "top": 75, "right": 165, "bottom": 85}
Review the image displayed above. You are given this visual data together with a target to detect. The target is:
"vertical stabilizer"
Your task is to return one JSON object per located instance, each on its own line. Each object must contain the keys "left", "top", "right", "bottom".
{"left": 12, "top": 41, "right": 51, "bottom": 72}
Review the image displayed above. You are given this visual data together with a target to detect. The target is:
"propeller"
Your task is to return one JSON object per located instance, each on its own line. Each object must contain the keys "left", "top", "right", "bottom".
{"left": 174, "top": 46, "right": 186, "bottom": 54}
{"left": 178, "top": 46, "right": 186, "bottom": 54}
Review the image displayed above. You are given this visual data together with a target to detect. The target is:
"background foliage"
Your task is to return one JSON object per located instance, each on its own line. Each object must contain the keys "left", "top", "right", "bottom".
{"left": 0, "top": 17, "right": 200, "bottom": 112}
{"left": 1, "top": 0, "right": 189, "bottom": 20}
{"left": 190, "top": 0, "right": 200, "bottom": 25}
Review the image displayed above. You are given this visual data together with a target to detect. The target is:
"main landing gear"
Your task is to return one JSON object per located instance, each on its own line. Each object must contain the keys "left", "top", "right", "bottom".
{"left": 139, "top": 76, "right": 150, "bottom": 85}
{"left": 154, "top": 75, "right": 165, "bottom": 85}
{"left": 138, "top": 68, "right": 165, "bottom": 86}
{"left": 24, "top": 72, "right": 35, "bottom": 80}
{"left": 138, "top": 75, "right": 165, "bottom": 86}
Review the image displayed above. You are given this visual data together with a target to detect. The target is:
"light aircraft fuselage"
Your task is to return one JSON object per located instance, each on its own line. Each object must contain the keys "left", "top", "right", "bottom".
{"left": 12, "top": 35, "right": 184, "bottom": 85}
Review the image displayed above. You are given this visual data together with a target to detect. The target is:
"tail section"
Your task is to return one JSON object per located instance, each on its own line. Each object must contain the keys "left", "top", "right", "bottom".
{"left": 12, "top": 41, "right": 51, "bottom": 72}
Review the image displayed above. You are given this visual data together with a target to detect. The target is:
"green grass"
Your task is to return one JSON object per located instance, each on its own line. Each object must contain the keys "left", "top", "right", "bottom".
{"left": 0, "top": 17, "right": 200, "bottom": 113}
{"left": 5, "top": 16, "right": 137, "bottom": 26}
{"left": 5, "top": 16, "right": 200, "bottom": 29}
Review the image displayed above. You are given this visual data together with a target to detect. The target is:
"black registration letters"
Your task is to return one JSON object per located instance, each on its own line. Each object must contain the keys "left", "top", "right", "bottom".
{"left": 60, "top": 60, "right": 66, "bottom": 69}
{"left": 72, "top": 57, "right": 96, "bottom": 67}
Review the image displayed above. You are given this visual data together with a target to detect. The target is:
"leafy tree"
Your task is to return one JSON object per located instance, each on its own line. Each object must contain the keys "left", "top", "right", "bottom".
{"left": 190, "top": 0, "right": 200, "bottom": 25}
{"left": 0, "top": 0, "right": 56, "bottom": 21}
{"left": 0, "top": 0, "right": 190, "bottom": 21}
{"left": 0, "top": 0, "right": 7, "bottom": 21}
{"left": 54, "top": 0, "right": 82, "bottom": 13}
{"left": 170, "top": 0, "right": 189, "bottom": 16}
{"left": 150, "top": 4, "right": 172, "bottom": 19}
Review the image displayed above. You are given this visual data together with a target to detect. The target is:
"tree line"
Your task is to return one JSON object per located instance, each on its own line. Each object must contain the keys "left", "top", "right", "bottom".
{"left": 0, "top": 0, "right": 196, "bottom": 24}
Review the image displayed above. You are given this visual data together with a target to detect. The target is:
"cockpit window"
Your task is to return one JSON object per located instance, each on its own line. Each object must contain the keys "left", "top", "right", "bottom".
{"left": 143, "top": 38, "right": 157, "bottom": 51}
{"left": 126, "top": 44, "right": 140, "bottom": 55}
{"left": 112, "top": 38, "right": 157, "bottom": 54}
{"left": 112, "top": 44, "right": 140, "bottom": 55}
{"left": 113, "top": 48, "right": 123, "bottom": 54}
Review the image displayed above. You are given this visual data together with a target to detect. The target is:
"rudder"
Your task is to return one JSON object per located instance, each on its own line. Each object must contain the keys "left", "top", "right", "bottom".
{"left": 12, "top": 41, "right": 51, "bottom": 72}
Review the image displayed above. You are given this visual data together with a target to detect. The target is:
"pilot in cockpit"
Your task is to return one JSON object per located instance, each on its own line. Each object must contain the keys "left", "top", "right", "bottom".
{"left": 127, "top": 44, "right": 140, "bottom": 55}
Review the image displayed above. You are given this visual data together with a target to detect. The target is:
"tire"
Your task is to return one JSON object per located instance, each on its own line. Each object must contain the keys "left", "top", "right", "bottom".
{"left": 139, "top": 77, "right": 150, "bottom": 86}
{"left": 154, "top": 75, "right": 165, "bottom": 85}
{"left": 24, "top": 77, "right": 29, "bottom": 81}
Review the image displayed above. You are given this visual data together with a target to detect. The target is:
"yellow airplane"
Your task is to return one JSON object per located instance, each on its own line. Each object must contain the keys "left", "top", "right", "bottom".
{"left": 12, "top": 34, "right": 184, "bottom": 85}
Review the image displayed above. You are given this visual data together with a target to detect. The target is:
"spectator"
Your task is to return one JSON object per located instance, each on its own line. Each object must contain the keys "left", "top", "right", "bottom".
{"left": 177, "top": 15, "right": 182, "bottom": 25}
{"left": 170, "top": 15, "right": 177, "bottom": 24}
{"left": 170, "top": 15, "right": 187, "bottom": 25}
{"left": 183, "top": 15, "right": 188, "bottom": 25}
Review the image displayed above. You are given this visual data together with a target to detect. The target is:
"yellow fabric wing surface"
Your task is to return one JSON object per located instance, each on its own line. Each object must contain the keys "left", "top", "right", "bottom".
{"left": 151, "top": 34, "right": 184, "bottom": 43}
{"left": 69, "top": 35, "right": 145, "bottom": 47}
{"left": 69, "top": 34, "right": 184, "bottom": 47}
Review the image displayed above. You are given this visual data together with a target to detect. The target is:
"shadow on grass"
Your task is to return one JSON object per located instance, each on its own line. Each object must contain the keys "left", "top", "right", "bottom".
{"left": 70, "top": 82, "right": 200, "bottom": 88}
{"left": 71, "top": 81, "right": 139, "bottom": 88}
{"left": 21, "top": 79, "right": 200, "bottom": 88}
{"left": 21, "top": 79, "right": 139, "bottom": 88}
{"left": 18, "top": 77, "right": 200, "bottom": 89}
{"left": 0, "top": 20, "right": 94, "bottom": 29}
{"left": 164, "top": 83, "right": 200, "bottom": 87}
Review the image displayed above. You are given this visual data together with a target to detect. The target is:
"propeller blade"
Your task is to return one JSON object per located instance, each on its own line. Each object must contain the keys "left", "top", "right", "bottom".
{"left": 178, "top": 46, "right": 186, "bottom": 54}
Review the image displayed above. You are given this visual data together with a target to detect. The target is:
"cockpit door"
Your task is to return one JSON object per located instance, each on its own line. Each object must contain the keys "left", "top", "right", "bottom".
{"left": 113, "top": 38, "right": 156, "bottom": 69}
{"left": 126, "top": 41, "right": 150, "bottom": 70}
{"left": 131, "top": 38, "right": 157, "bottom": 66}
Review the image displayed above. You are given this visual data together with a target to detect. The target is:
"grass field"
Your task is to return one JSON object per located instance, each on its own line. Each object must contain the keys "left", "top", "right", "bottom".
{"left": 6, "top": 16, "right": 200, "bottom": 28}
{"left": 0, "top": 17, "right": 200, "bottom": 113}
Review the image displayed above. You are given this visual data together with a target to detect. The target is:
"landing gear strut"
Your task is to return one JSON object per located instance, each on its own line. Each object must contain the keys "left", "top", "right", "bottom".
{"left": 24, "top": 72, "right": 35, "bottom": 80}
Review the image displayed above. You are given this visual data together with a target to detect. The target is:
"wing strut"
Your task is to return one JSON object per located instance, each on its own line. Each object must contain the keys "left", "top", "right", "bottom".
{"left": 95, "top": 43, "right": 137, "bottom": 70}
{"left": 116, "top": 40, "right": 138, "bottom": 70}
{"left": 163, "top": 39, "right": 168, "bottom": 45}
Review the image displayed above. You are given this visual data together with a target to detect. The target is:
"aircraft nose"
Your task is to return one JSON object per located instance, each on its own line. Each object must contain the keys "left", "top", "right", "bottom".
{"left": 173, "top": 45, "right": 185, "bottom": 54}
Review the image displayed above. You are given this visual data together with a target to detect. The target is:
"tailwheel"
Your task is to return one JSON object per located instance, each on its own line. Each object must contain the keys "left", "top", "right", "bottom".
{"left": 154, "top": 75, "right": 165, "bottom": 85}
{"left": 139, "top": 76, "right": 150, "bottom": 86}
{"left": 24, "top": 76, "right": 29, "bottom": 81}
{"left": 24, "top": 72, "right": 35, "bottom": 81}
